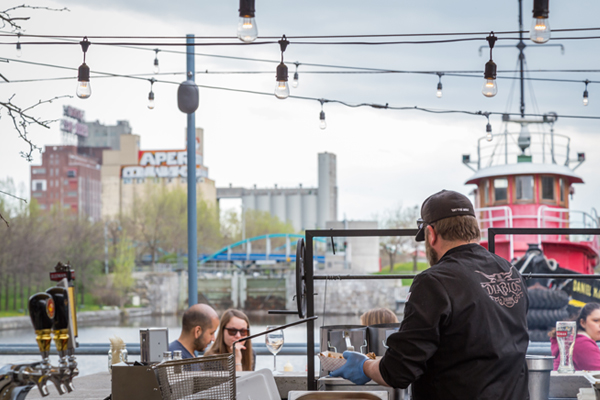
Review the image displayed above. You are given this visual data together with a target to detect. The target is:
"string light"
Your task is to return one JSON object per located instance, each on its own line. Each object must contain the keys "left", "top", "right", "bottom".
{"left": 436, "top": 72, "right": 443, "bottom": 98}
{"left": 274, "top": 35, "right": 290, "bottom": 99}
{"left": 148, "top": 78, "right": 156, "bottom": 109}
{"left": 319, "top": 99, "right": 327, "bottom": 130}
{"left": 153, "top": 49, "right": 160, "bottom": 74}
{"left": 485, "top": 113, "right": 493, "bottom": 141}
{"left": 292, "top": 62, "right": 300, "bottom": 88}
{"left": 530, "top": 0, "right": 551, "bottom": 44}
{"left": 16, "top": 33, "right": 22, "bottom": 57}
{"left": 482, "top": 32, "right": 498, "bottom": 98}
{"left": 76, "top": 37, "right": 92, "bottom": 99}
{"left": 237, "top": 0, "right": 258, "bottom": 43}
{"left": 583, "top": 80, "right": 590, "bottom": 106}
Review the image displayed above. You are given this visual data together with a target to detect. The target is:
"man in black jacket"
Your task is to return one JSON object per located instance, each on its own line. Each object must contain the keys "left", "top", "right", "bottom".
{"left": 331, "top": 190, "right": 529, "bottom": 400}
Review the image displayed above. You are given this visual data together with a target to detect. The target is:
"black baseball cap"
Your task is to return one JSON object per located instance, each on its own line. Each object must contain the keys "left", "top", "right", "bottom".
{"left": 415, "top": 190, "right": 475, "bottom": 242}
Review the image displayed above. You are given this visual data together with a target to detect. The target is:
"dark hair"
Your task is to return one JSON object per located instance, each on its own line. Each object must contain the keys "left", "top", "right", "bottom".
{"left": 204, "top": 309, "right": 253, "bottom": 371}
{"left": 182, "top": 304, "right": 214, "bottom": 333}
{"left": 431, "top": 215, "right": 480, "bottom": 242}
{"left": 577, "top": 302, "right": 600, "bottom": 330}
{"left": 548, "top": 302, "right": 600, "bottom": 338}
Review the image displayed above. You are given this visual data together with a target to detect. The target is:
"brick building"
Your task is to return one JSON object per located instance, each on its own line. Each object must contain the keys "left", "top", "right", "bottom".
{"left": 30, "top": 146, "right": 102, "bottom": 220}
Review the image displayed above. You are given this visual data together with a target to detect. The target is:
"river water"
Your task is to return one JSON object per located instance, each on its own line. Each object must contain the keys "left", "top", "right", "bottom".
{"left": 0, "top": 313, "right": 356, "bottom": 376}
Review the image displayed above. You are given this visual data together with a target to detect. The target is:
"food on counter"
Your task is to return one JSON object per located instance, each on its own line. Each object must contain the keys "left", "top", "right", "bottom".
{"left": 319, "top": 351, "right": 344, "bottom": 359}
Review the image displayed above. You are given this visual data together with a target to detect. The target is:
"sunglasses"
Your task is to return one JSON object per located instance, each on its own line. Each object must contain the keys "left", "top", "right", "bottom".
{"left": 417, "top": 218, "right": 434, "bottom": 230}
{"left": 224, "top": 327, "right": 249, "bottom": 337}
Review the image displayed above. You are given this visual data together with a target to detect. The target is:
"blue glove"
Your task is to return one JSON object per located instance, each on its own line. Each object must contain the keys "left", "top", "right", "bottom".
{"left": 329, "top": 351, "right": 371, "bottom": 385}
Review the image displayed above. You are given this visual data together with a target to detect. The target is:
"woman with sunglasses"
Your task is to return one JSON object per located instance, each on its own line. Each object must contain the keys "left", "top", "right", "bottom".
{"left": 205, "top": 309, "right": 255, "bottom": 371}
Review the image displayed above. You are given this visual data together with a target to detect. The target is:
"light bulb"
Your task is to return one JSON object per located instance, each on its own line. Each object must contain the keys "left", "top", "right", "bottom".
{"left": 436, "top": 82, "right": 443, "bottom": 98}
{"left": 486, "top": 122, "right": 492, "bottom": 141}
{"left": 530, "top": 17, "right": 551, "bottom": 44}
{"left": 16, "top": 42, "right": 22, "bottom": 58}
{"left": 148, "top": 91, "right": 155, "bottom": 109}
{"left": 76, "top": 81, "right": 91, "bottom": 99}
{"left": 76, "top": 63, "right": 91, "bottom": 99}
{"left": 292, "top": 72, "right": 299, "bottom": 88}
{"left": 486, "top": 132, "right": 493, "bottom": 142}
{"left": 583, "top": 90, "right": 589, "bottom": 106}
{"left": 237, "top": 17, "right": 258, "bottom": 43}
{"left": 275, "top": 81, "right": 289, "bottom": 99}
{"left": 319, "top": 110, "right": 326, "bottom": 130}
{"left": 482, "top": 79, "right": 497, "bottom": 98}
{"left": 153, "top": 58, "right": 159, "bottom": 74}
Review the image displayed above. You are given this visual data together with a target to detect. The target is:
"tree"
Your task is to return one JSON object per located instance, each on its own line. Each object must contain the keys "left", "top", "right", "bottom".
{"left": 379, "top": 205, "right": 421, "bottom": 272}
{"left": 112, "top": 235, "right": 135, "bottom": 307}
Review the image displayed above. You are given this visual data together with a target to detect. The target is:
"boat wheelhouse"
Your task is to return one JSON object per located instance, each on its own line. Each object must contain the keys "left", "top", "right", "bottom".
{"left": 463, "top": 123, "right": 599, "bottom": 274}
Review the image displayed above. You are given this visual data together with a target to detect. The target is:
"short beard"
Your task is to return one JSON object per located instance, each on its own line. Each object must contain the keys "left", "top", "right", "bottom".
{"left": 194, "top": 333, "right": 208, "bottom": 352}
{"left": 425, "top": 239, "right": 439, "bottom": 266}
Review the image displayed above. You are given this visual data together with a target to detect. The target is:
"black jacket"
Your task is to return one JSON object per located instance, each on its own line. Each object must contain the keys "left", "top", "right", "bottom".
{"left": 379, "top": 243, "right": 529, "bottom": 400}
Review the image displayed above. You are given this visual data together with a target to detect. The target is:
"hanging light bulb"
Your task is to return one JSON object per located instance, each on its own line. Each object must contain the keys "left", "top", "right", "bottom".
{"left": 275, "top": 63, "right": 289, "bottom": 99}
{"left": 16, "top": 33, "right": 22, "bottom": 58}
{"left": 237, "top": 0, "right": 258, "bottom": 43}
{"left": 482, "top": 33, "right": 498, "bottom": 98}
{"left": 583, "top": 80, "right": 590, "bottom": 106}
{"left": 530, "top": 0, "right": 551, "bottom": 44}
{"left": 486, "top": 121, "right": 493, "bottom": 142}
{"left": 319, "top": 100, "right": 327, "bottom": 130}
{"left": 436, "top": 73, "right": 443, "bottom": 98}
{"left": 76, "top": 37, "right": 92, "bottom": 99}
{"left": 153, "top": 49, "right": 160, "bottom": 74}
{"left": 319, "top": 111, "right": 327, "bottom": 129}
{"left": 274, "top": 36, "right": 290, "bottom": 99}
{"left": 292, "top": 62, "right": 300, "bottom": 88}
{"left": 148, "top": 79, "right": 156, "bottom": 109}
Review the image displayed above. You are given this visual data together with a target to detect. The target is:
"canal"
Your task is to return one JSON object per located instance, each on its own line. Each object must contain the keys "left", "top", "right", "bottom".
{"left": 0, "top": 313, "right": 355, "bottom": 376}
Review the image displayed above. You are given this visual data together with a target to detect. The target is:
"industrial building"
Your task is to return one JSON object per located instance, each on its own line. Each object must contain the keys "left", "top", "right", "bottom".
{"left": 216, "top": 152, "right": 338, "bottom": 231}
{"left": 101, "top": 128, "right": 216, "bottom": 218}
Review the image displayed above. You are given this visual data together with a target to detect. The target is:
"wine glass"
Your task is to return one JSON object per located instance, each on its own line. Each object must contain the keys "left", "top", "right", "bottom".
{"left": 265, "top": 326, "right": 284, "bottom": 372}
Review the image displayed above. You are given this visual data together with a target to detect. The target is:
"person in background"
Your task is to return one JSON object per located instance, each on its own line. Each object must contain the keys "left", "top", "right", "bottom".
{"left": 360, "top": 308, "right": 399, "bottom": 326}
{"left": 169, "top": 303, "right": 220, "bottom": 359}
{"left": 205, "top": 309, "right": 255, "bottom": 371}
{"left": 550, "top": 302, "right": 600, "bottom": 371}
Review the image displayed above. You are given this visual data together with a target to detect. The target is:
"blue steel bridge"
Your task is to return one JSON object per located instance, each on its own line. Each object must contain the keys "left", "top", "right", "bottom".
{"left": 200, "top": 233, "right": 326, "bottom": 265}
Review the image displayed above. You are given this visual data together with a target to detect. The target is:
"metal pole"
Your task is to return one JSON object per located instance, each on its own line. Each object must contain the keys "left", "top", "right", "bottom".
{"left": 518, "top": 0, "right": 526, "bottom": 117}
{"left": 306, "top": 232, "right": 316, "bottom": 391}
{"left": 186, "top": 34, "right": 198, "bottom": 307}
{"left": 103, "top": 222, "right": 109, "bottom": 274}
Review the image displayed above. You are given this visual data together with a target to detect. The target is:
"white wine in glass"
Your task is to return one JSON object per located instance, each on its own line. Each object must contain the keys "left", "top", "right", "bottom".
{"left": 265, "top": 326, "right": 284, "bottom": 372}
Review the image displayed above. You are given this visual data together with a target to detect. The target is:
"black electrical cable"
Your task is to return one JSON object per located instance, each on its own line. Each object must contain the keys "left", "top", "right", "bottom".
{"left": 1, "top": 26, "right": 599, "bottom": 39}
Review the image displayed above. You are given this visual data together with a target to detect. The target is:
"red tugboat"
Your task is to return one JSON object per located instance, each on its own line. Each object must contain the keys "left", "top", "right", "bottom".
{"left": 463, "top": 120, "right": 600, "bottom": 340}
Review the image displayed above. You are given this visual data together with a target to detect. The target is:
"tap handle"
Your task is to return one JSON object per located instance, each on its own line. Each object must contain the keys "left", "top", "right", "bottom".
{"left": 28, "top": 293, "right": 55, "bottom": 331}
{"left": 46, "top": 287, "right": 69, "bottom": 331}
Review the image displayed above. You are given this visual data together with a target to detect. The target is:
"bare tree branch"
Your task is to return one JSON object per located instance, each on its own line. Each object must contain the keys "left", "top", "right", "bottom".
{"left": 0, "top": 190, "right": 27, "bottom": 203}
{"left": 1, "top": 94, "right": 72, "bottom": 161}
{"left": 0, "top": 4, "right": 69, "bottom": 30}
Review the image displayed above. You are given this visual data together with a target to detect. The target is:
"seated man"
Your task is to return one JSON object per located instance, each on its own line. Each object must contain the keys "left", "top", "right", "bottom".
{"left": 169, "top": 303, "right": 219, "bottom": 359}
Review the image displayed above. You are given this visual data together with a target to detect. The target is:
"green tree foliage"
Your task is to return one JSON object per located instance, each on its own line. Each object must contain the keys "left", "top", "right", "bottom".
{"left": 378, "top": 205, "right": 422, "bottom": 272}
{"left": 112, "top": 235, "right": 136, "bottom": 307}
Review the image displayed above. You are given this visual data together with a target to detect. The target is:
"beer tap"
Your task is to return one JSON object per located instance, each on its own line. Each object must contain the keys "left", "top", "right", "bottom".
{"left": 46, "top": 287, "right": 75, "bottom": 393}
{"left": 27, "top": 292, "right": 55, "bottom": 396}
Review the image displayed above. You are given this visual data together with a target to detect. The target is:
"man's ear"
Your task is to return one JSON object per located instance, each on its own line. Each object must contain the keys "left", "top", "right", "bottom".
{"left": 427, "top": 225, "right": 438, "bottom": 245}
{"left": 194, "top": 326, "right": 203, "bottom": 338}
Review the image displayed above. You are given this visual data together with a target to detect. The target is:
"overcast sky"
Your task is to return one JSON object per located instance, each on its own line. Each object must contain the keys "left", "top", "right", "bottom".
{"left": 1, "top": 0, "right": 599, "bottom": 222}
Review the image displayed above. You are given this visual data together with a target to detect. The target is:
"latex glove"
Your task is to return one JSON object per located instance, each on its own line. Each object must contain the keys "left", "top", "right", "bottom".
{"left": 329, "top": 351, "right": 371, "bottom": 385}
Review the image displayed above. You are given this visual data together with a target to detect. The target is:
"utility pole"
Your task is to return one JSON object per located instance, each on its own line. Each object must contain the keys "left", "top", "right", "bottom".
{"left": 186, "top": 34, "right": 198, "bottom": 307}
{"left": 518, "top": 0, "right": 526, "bottom": 117}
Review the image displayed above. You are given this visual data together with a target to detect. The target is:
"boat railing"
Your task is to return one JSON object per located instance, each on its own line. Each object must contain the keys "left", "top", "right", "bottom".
{"left": 537, "top": 206, "right": 600, "bottom": 244}
{"left": 476, "top": 206, "right": 514, "bottom": 260}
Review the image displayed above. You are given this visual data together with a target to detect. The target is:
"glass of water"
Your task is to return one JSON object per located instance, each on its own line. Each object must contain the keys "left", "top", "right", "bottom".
{"left": 265, "top": 326, "right": 284, "bottom": 372}
{"left": 556, "top": 321, "right": 576, "bottom": 373}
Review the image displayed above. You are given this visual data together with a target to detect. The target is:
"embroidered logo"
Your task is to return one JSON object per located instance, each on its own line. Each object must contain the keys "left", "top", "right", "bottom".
{"left": 475, "top": 267, "right": 524, "bottom": 308}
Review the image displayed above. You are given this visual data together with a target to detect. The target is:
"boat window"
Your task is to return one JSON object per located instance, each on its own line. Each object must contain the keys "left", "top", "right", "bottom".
{"left": 559, "top": 178, "right": 566, "bottom": 203}
{"left": 541, "top": 176, "right": 555, "bottom": 201}
{"left": 494, "top": 178, "right": 508, "bottom": 202}
{"left": 484, "top": 180, "right": 490, "bottom": 205}
{"left": 516, "top": 175, "right": 534, "bottom": 201}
